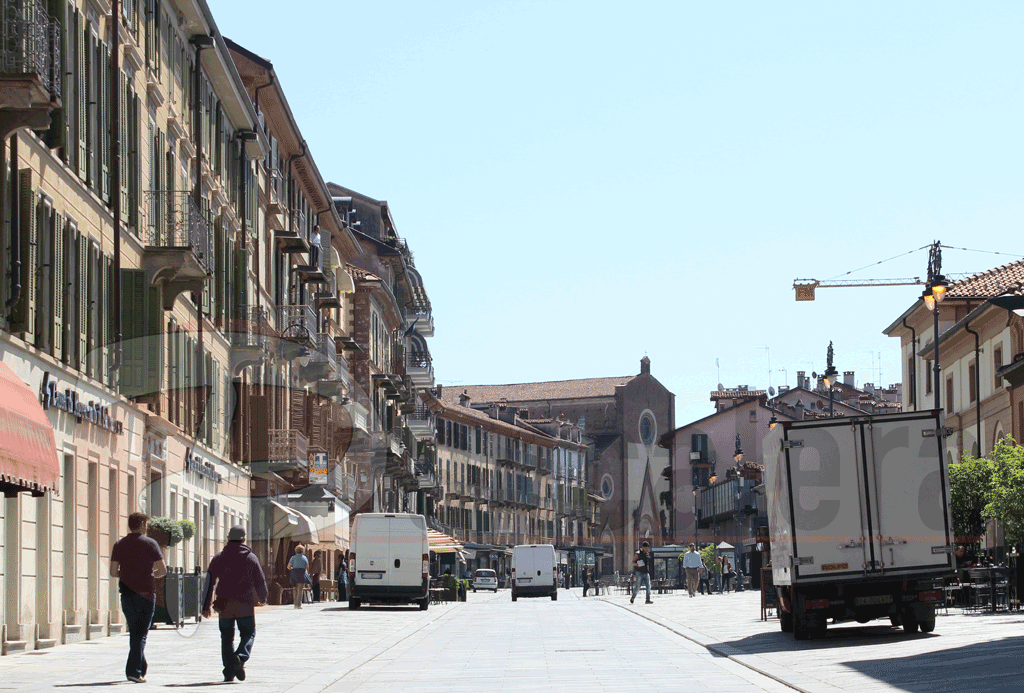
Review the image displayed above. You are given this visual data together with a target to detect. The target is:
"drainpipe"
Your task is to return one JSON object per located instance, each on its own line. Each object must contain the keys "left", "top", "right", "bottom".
{"left": 254, "top": 72, "right": 275, "bottom": 116}
{"left": 902, "top": 317, "right": 917, "bottom": 411}
{"left": 5, "top": 135, "right": 20, "bottom": 311}
{"left": 111, "top": 0, "right": 123, "bottom": 372}
{"left": 963, "top": 318, "right": 983, "bottom": 455}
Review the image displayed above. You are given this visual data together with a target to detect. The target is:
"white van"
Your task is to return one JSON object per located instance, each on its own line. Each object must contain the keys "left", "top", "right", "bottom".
{"left": 511, "top": 544, "right": 558, "bottom": 601}
{"left": 349, "top": 513, "right": 429, "bottom": 610}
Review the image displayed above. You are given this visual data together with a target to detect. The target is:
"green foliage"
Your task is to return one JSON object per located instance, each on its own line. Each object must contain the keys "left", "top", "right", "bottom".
{"left": 699, "top": 544, "right": 720, "bottom": 574}
{"left": 147, "top": 516, "right": 184, "bottom": 546}
{"left": 179, "top": 519, "right": 196, "bottom": 542}
{"left": 950, "top": 453, "right": 994, "bottom": 546}
{"left": 982, "top": 437, "right": 1024, "bottom": 547}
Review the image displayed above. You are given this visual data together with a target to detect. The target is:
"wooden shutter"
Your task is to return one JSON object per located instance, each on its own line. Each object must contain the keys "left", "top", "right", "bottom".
{"left": 290, "top": 388, "right": 307, "bottom": 435}
{"left": 76, "top": 11, "right": 86, "bottom": 178}
{"left": 11, "top": 170, "right": 37, "bottom": 339}
{"left": 130, "top": 93, "right": 141, "bottom": 228}
{"left": 99, "top": 41, "right": 110, "bottom": 203}
{"left": 99, "top": 254, "right": 110, "bottom": 383}
{"left": 52, "top": 212, "right": 65, "bottom": 361}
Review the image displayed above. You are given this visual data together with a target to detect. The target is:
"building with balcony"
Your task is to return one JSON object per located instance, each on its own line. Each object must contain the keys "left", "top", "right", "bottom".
{"left": 453, "top": 356, "right": 673, "bottom": 576}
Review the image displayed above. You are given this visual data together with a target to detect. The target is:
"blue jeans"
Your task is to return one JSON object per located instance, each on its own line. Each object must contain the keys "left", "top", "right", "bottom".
{"left": 219, "top": 616, "right": 256, "bottom": 678}
{"left": 632, "top": 572, "right": 651, "bottom": 601}
{"left": 120, "top": 590, "right": 156, "bottom": 679}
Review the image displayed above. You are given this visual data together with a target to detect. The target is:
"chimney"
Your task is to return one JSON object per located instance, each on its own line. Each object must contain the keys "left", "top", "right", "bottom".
{"left": 436, "top": 383, "right": 443, "bottom": 399}
{"left": 459, "top": 390, "right": 471, "bottom": 407}
{"left": 796, "top": 401, "right": 805, "bottom": 420}
{"left": 640, "top": 355, "right": 651, "bottom": 375}
{"left": 796, "top": 371, "right": 805, "bottom": 389}
{"left": 844, "top": 371, "right": 854, "bottom": 387}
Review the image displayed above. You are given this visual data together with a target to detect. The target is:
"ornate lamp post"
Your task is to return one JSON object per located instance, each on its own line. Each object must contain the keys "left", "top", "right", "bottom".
{"left": 922, "top": 241, "right": 949, "bottom": 410}
{"left": 822, "top": 342, "right": 839, "bottom": 417}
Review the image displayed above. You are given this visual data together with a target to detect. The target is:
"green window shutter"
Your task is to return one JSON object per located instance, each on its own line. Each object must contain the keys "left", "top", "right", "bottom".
{"left": 100, "top": 254, "right": 110, "bottom": 383}
{"left": 119, "top": 73, "right": 128, "bottom": 215}
{"left": 131, "top": 93, "right": 141, "bottom": 228}
{"left": 52, "top": 212, "right": 65, "bottom": 361}
{"left": 77, "top": 232, "right": 88, "bottom": 371}
{"left": 144, "top": 0, "right": 155, "bottom": 67}
{"left": 143, "top": 280, "right": 162, "bottom": 397}
{"left": 88, "top": 32, "right": 98, "bottom": 188}
{"left": 76, "top": 12, "right": 86, "bottom": 178}
{"left": 11, "top": 170, "right": 37, "bottom": 340}
{"left": 100, "top": 41, "right": 110, "bottom": 204}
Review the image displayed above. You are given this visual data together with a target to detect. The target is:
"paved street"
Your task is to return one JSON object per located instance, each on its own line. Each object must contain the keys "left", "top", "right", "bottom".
{"left": 0, "top": 587, "right": 1020, "bottom": 692}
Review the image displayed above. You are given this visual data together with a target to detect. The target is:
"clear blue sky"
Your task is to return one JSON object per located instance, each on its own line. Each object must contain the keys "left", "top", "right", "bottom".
{"left": 212, "top": 1, "right": 1024, "bottom": 426}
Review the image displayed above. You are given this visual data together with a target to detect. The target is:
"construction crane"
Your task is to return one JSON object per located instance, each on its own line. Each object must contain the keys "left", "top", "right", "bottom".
{"left": 793, "top": 277, "right": 924, "bottom": 301}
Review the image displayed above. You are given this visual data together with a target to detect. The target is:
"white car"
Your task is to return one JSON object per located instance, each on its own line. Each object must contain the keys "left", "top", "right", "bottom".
{"left": 472, "top": 569, "right": 498, "bottom": 592}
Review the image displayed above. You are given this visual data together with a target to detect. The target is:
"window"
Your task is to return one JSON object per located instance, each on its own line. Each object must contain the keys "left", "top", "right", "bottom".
{"left": 968, "top": 361, "right": 977, "bottom": 403}
{"left": 994, "top": 345, "right": 1003, "bottom": 389}
{"left": 946, "top": 377, "right": 954, "bottom": 414}
{"left": 925, "top": 360, "right": 933, "bottom": 395}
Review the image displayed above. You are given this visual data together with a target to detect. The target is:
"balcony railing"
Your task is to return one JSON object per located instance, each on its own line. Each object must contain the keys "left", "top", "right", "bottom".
{"left": 278, "top": 304, "right": 317, "bottom": 342}
{"left": 309, "top": 333, "right": 337, "bottom": 373}
{"left": 1, "top": 0, "right": 61, "bottom": 101}
{"left": 268, "top": 429, "right": 308, "bottom": 466}
{"left": 230, "top": 306, "right": 270, "bottom": 349}
{"left": 144, "top": 191, "right": 212, "bottom": 274}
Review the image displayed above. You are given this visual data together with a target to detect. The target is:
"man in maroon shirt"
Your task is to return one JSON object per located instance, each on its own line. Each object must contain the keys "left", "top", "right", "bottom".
{"left": 110, "top": 512, "right": 167, "bottom": 684}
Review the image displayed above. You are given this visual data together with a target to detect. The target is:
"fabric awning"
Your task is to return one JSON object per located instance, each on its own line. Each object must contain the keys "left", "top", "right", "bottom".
{"left": 428, "top": 529, "right": 463, "bottom": 554}
{"left": 269, "top": 499, "right": 320, "bottom": 545}
{"left": 0, "top": 362, "right": 59, "bottom": 497}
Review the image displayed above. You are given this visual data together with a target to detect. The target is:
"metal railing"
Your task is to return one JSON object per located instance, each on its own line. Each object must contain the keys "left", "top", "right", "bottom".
{"left": 309, "top": 333, "right": 337, "bottom": 373}
{"left": 143, "top": 191, "right": 212, "bottom": 273}
{"left": 231, "top": 306, "right": 269, "bottom": 349}
{"left": 1, "top": 0, "right": 61, "bottom": 100}
{"left": 278, "top": 304, "right": 316, "bottom": 342}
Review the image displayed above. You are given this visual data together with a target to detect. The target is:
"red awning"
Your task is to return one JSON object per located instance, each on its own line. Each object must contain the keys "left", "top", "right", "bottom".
{"left": 0, "top": 362, "right": 59, "bottom": 497}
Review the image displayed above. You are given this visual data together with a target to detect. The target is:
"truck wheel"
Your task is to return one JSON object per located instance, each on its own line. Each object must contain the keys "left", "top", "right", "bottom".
{"left": 889, "top": 614, "right": 901, "bottom": 627}
{"left": 902, "top": 613, "right": 919, "bottom": 633}
{"left": 419, "top": 597, "right": 429, "bottom": 611}
{"left": 349, "top": 598, "right": 361, "bottom": 610}
{"left": 551, "top": 592, "right": 557, "bottom": 601}
{"left": 780, "top": 609, "right": 794, "bottom": 633}
{"left": 511, "top": 592, "right": 517, "bottom": 602}
{"left": 919, "top": 617, "right": 935, "bottom": 633}
{"left": 793, "top": 610, "right": 812, "bottom": 640}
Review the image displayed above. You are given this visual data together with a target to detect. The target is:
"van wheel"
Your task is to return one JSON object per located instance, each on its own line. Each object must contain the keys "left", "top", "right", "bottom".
{"left": 419, "top": 597, "right": 429, "bottom": 611}
{"left": 780, "top": 608, "right": 794, "bottom": 633}
{"left": 551, "top": 593, "right": 557, "bottom": 601}
{"left": 349, "top": 598, "right": 361, "bottom": 610}
{"left": 511, "top": 592, "right": 517, "bottom": 602}
{"left": 472, "top": 588, "right": 476, "bottom": 592}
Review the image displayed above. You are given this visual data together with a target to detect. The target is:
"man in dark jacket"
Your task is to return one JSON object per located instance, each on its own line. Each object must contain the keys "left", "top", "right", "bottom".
{"left": 202, "top": 526, "right": 268, "bottom": 682}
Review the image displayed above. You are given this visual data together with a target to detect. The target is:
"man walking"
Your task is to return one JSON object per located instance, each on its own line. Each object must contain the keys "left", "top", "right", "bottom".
{"left": 202, "top": 526, "right": 269, "bottom": 683}
{"left": 681, "top": 543, "right": 704, "bottom": 598}
{"left": 110, "top": 512, "right": 167, "bottom": 684}
{"left": 630, "top": 541, "right": 653, "bottom": 604}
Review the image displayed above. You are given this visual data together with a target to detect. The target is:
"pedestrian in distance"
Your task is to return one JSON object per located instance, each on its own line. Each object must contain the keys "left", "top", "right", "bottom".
{"left": 288, "top": 545, "right": 311, "bottom": 608}
{"left": 582, "top": 567, "right": 590, "bottom": 597}
{"left": 110, "top": 512, "right": 167, "bottom": 684}
{"left": 720, "top": 555, "right": 734, "bottom": 593}
{"left": 630, "top": 541, "right": 653, "bottom": 604}
{"left": 201, "top": 525, "right": 269, "bottom": 683}
{"left": 309, "top": 551, "right": 323, "bottom": 603}
{"left": 681, "top": 543, "right": 704, "bottom": 598}
{"left": 337, "top": 551, "right": 349, "bottom": 602}
{"left": 698, "top": 562, "right": 710, "bottom": 595}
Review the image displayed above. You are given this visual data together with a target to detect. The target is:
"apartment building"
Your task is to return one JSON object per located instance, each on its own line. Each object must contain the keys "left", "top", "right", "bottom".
{"left": 884, "top": 259, "right": 1024, "bottom": 461}
{"left": 424, "top": 388, "right": 591, "bottom": 580}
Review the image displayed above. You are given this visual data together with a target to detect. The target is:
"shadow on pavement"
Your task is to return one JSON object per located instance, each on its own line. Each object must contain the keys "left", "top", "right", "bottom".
{"left": 53, "top": 682, "right": 125, "bottom": 687}
{"left": 716, "top": 622, "right": 941, "bottom": 653}
{"left": 841, "top": 635, "right": 1024, "bottom": 693}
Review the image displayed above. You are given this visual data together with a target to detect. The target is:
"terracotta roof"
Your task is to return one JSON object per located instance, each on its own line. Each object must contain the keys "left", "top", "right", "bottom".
{"left": 447, "top": 377, "right": 635, "bottom": 404}
{"left": 423, "top": 392, "right": 577, "bottom": 447}
{"left": 709, "top": 390, "right": 766, "bottom": 400}
{"left": 346, "top": 264, "right": 382, "bottom": 282}
{"left": 947, "top": 258, "right": 1024, "bottom": 298}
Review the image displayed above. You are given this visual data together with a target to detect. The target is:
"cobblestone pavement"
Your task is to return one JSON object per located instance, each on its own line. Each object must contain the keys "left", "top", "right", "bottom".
{"left": 0, "top": 586, "right": 1020, "bottom": 692}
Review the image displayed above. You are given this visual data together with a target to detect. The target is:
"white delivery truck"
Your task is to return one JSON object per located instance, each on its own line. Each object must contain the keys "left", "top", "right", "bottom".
{"left": 511, "top": 544, "right": 558, "bottom": 601}
{"left": 348, "top": 513, "right": 429, "bottom": 610}
{"left": 764, "top": 410, "right": 955, "bottom": 639}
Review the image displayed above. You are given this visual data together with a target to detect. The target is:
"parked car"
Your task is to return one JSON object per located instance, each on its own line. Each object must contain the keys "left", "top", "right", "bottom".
{"left": 348, "top": 513, "right": 429, "bottom": 610}
{"left": 511, "top": 544, "right": 558, "bottom": 601}
{"left": 472, "top": 569, "right": 498, "bottom": 592}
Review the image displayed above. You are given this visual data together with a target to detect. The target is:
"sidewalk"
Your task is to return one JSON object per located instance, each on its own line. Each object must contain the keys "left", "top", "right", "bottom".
{"left": 591, "top": 584, "right": 1024, "bottom": 693}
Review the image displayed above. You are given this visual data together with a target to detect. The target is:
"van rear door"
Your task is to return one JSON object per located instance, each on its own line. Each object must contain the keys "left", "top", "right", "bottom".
{"left": 355, "top": 515, "right": 391, "bottom": 588}
{"left": 387, "top": 514, "right": 426, "bottom": 588}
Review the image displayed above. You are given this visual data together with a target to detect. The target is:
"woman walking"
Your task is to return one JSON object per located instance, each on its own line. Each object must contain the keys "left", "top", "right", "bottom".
{"left": 337, "top": 551, "right": 349, "bottom": 602}
{"left": 288, "top": 545, "right": 311, "bottom": 608}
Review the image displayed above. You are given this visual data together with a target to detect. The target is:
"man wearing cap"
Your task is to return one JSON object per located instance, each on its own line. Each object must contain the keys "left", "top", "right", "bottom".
{"left": 202, "top": 526, "right": 268, "bottom": 683}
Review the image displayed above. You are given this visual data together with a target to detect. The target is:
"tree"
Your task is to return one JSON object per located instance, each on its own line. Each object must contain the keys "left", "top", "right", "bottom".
{"left": 698, "top": 544, "right": 720, "bottom": 574}
{"left": 949, "top": 453, "right": 994, "bottom": 549}
{"left": 983, "top": 437, "right": 1024, "bottom": 549}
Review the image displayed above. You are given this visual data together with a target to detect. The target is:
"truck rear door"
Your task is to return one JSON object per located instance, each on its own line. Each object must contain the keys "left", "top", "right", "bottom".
{"left": 866, "top": 412, "right": 955, "bottom": 575}
{"left": 784, "top": 420, "right": 871, "bottom": 581}
{"left": 386, "top": 514, "right": 426, "bottom": 588}
{"left": 356, "top": 515, "right": 391, "bottom": 588}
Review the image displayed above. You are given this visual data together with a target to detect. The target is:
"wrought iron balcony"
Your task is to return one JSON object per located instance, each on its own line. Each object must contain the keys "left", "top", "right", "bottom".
{"left": 407, "top": 403, "right": 433, "bottom": 437}
{"left": 297, "top": 333, "right": 338, "bottom": 382}
{"left": 0, "top": 0, "right": 61, "bottom": 140}
{"left": 142, "top": 191, "right": 212, "bottom": 309}
{"left": 407, "top": 348, "right": 434, "bottom": 387}
{"left": 406, "top": 308, "right": 434, "bottom": 338}
{"left": 268, "top": 429, "right": 308, "bottom": 468}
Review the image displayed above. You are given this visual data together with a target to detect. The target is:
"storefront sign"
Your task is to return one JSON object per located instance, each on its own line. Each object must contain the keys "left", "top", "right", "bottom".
{"left": 185, "top": 448, "right": 223, "bottom": 484}
{"left": 40, "top": 372, "right": 123, "bottom": 434}
{"left": 310, "top": 451, "right": 328, "bottom": 485}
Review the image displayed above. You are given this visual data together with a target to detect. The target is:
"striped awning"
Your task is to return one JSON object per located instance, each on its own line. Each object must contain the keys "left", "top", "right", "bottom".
{"left": 428, "top": 529, "right": 463, "bottom": 554}
{"left": 0, "top": 363, "right": 58, "bottom": 497}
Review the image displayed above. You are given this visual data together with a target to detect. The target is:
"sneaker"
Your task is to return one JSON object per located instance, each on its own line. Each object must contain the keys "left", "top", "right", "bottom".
{"left": 630, "top": 596, "right": 635, "bottom": 604}
{"left": 224, "top": 675, "right": 235, "bottom": 682}
{"left": 645, "top": 600, "right": 653, "bottom": 604}
{"left": 234, "top": 655, "right": 246, "bottom": 681}
{"left": 127, "top": 676, "right": 146, "bottom": 683}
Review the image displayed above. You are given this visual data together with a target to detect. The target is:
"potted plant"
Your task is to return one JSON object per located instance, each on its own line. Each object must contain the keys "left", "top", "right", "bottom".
{"left": 146, "top": 516, "right": 184, "bottom": 548}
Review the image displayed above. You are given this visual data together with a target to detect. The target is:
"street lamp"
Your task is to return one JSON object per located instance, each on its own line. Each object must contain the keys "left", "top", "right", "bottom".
{"left": 821, "top": 341, "right": 839, "bottom": 417}
{"left": 733, "top": 434, "right": 744, "bottom": 464}
{"left": 923, "top": 241, "right": 948, "bottom": 411}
